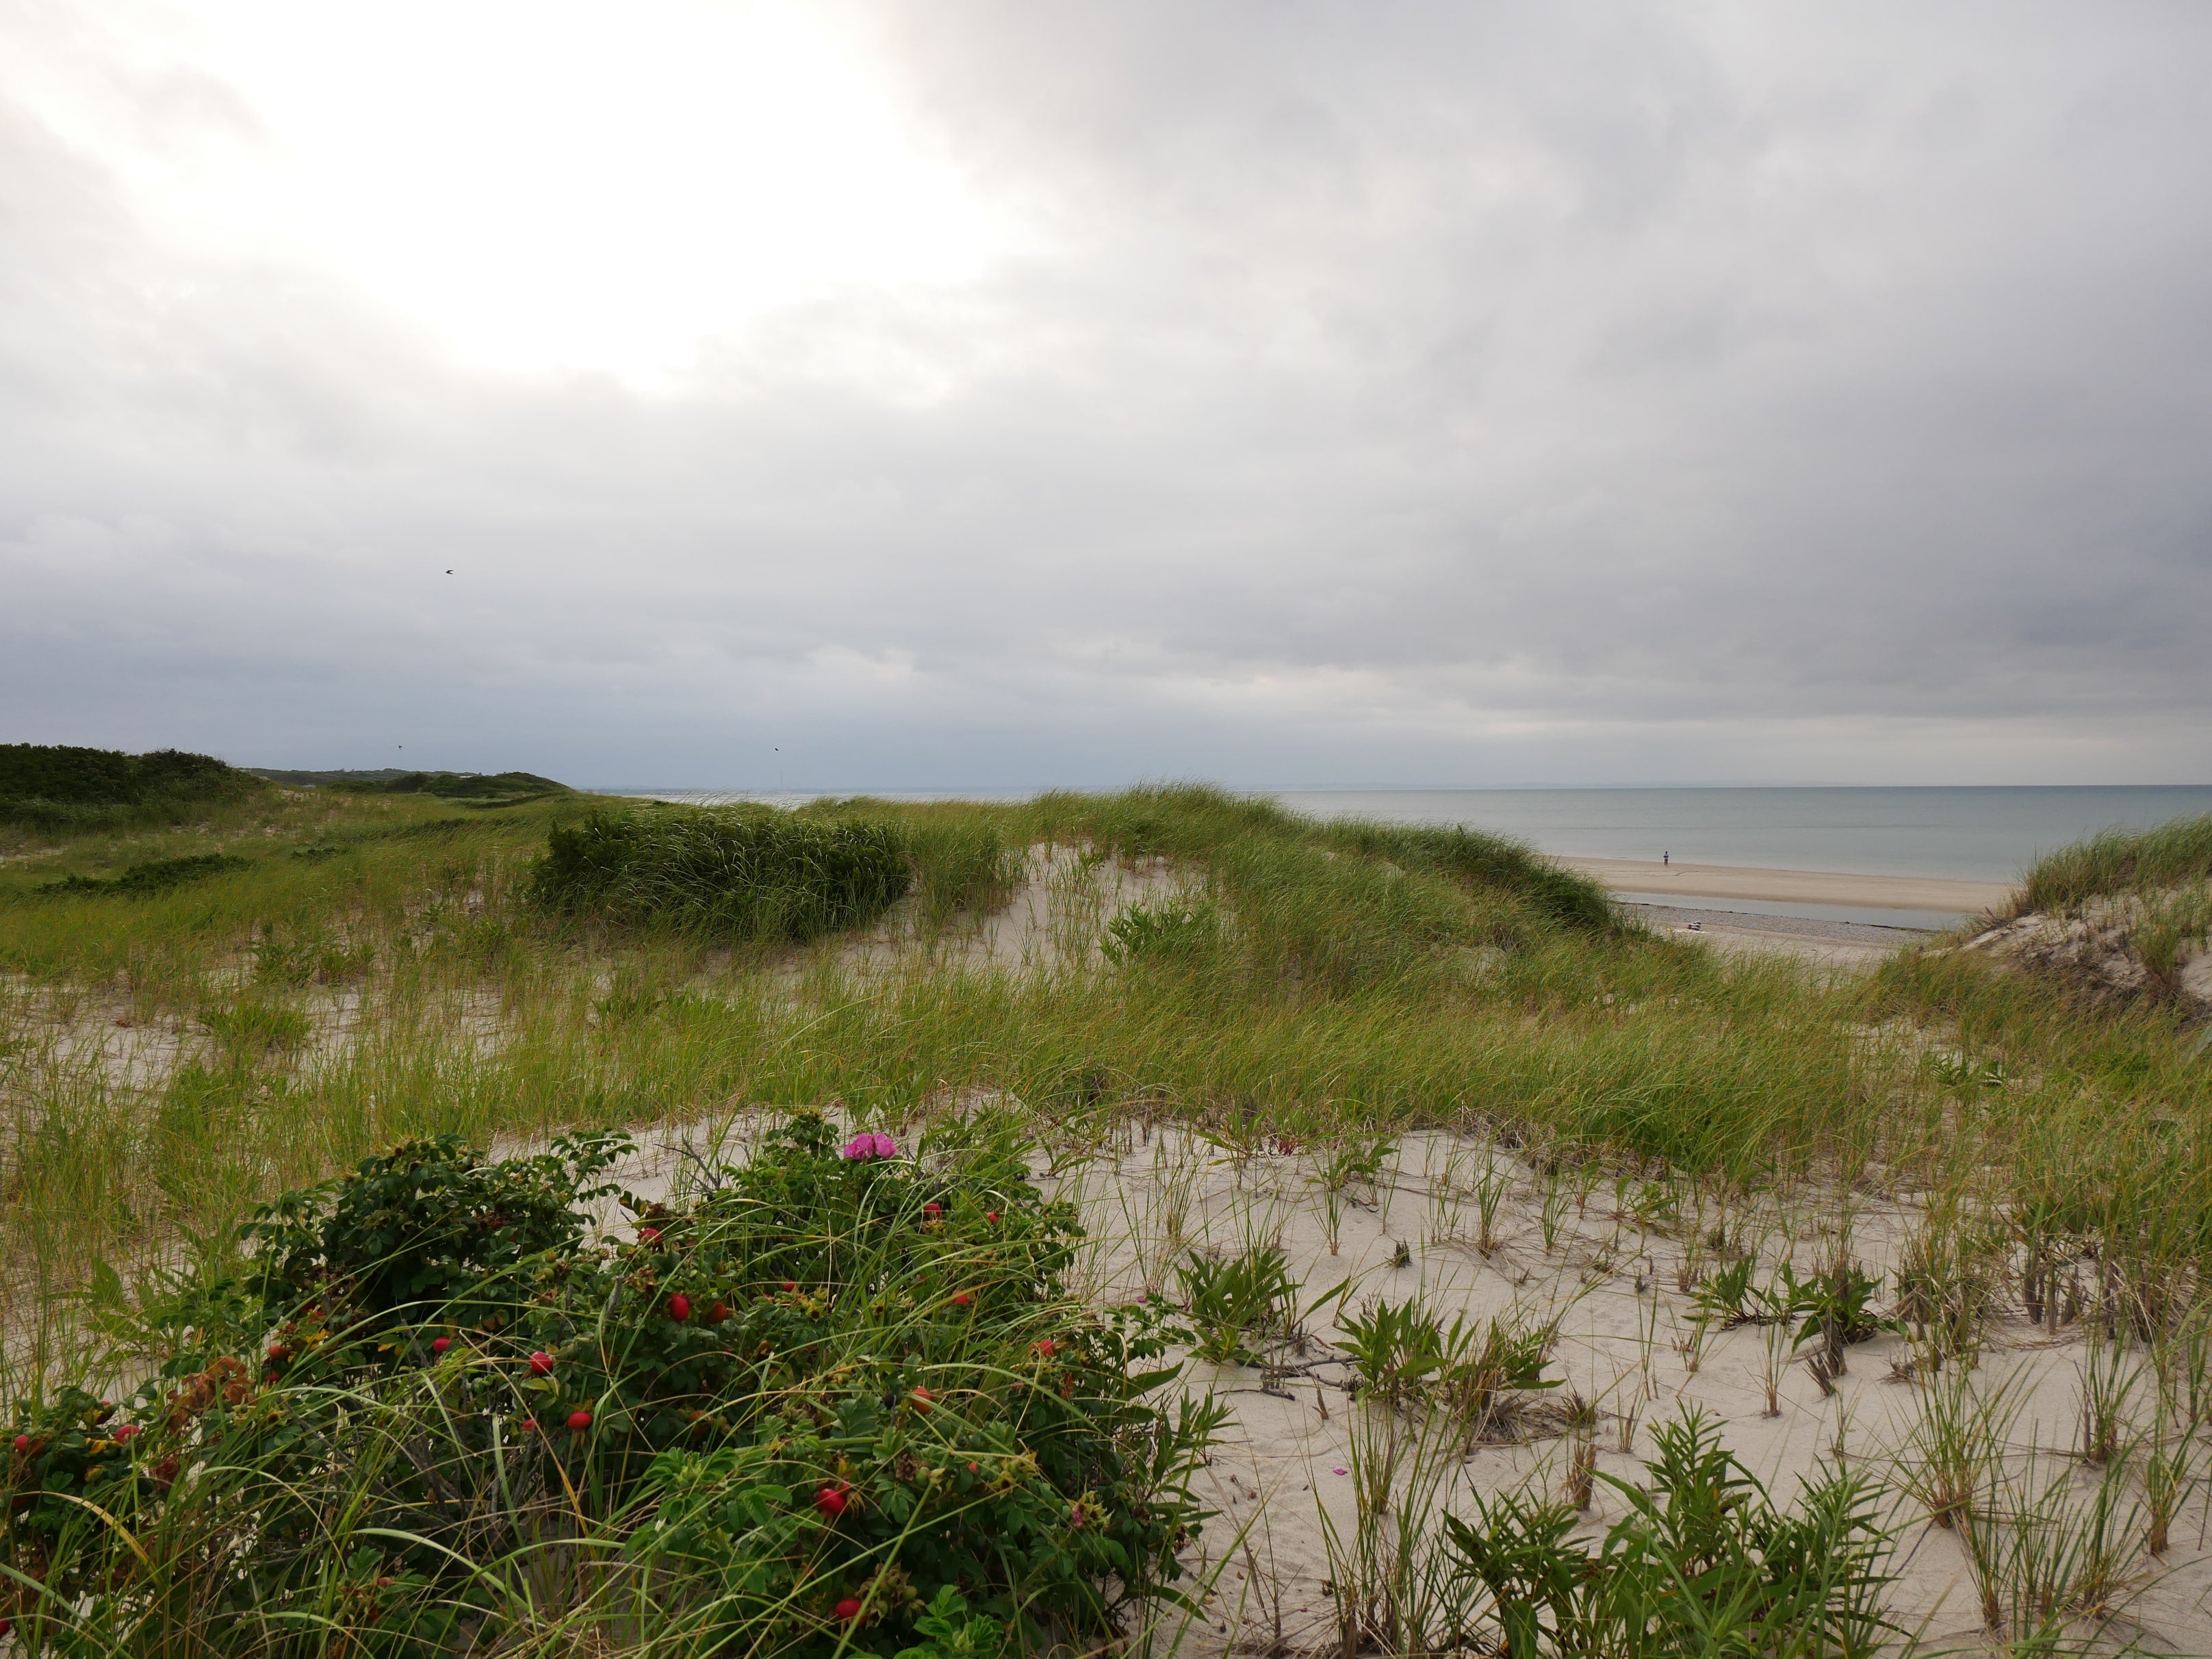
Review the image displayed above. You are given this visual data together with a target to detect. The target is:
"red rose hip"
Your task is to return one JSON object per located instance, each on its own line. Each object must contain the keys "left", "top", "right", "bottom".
{"left": 431, "top": 1336, "right": 451, "bottom": 1354}
{"left": 567, "top": 1410, "right": 593, "bottom": 1432}
{"left": 816, "top": 1485, "right": 849, "bottom": 1519}
{"left": 834, "top": 1597, "right": 862, "bottom": 1622}
{"left": 528, "top": 1352, "right": 554, "bottom": 1376}
{"left": 668, "top": 1293, "right": 691, "bottom": 1322}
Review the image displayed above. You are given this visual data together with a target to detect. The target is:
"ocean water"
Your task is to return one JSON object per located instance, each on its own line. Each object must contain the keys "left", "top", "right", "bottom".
{"left": 621, "top": 785, "right": 2212, "bottom": 884}
{"left": 1272, "top": 787, "right": 2212, "bottom": 882}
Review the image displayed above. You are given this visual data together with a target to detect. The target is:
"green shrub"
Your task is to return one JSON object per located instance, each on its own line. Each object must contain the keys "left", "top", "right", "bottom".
{"left": 243, "top": 1130, "right": 626, "bottom": 1320}
{"left": 1, "top": 1114, "right": 1215, "bottom": 1653}
{"left": 0, "top": 745, "right": 243, "bottom": 806}
{"left": 532, "top": 806, "right": 911, "bottom": 939}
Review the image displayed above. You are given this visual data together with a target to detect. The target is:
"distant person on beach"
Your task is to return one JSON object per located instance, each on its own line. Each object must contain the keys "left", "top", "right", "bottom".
{"left": 1663, "top": 851, "right": 1669, "bottom": 866}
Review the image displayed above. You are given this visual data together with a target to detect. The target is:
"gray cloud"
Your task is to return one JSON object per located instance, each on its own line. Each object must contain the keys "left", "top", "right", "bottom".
{"left": 3, "top": 2, "right": 2210, "bottom": 788}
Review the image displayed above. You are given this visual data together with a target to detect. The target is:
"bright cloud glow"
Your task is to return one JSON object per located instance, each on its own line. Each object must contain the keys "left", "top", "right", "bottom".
{"left": 24, "top": 0, "right": 1009, "bottom": 383}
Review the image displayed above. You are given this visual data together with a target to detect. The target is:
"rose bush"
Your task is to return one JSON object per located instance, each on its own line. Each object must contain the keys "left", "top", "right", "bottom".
{"left": 0, "top": 1110, "right": 1216, "bottom": 1655}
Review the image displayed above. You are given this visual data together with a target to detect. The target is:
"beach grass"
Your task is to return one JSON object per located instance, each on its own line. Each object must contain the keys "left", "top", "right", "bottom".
{"left": 3, "top": 782, "right": 2211, "bottom": 1649}
{"left": 2017, "top": 810, "right": 2212, "bottom": 913}
{"left": 4, "top": 786, "right": 2207, "bottom": 1330}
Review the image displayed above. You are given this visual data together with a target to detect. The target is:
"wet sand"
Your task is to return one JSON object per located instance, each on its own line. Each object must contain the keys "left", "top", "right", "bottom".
{"left": 1560, "top": 856, "right": 2013, "bottom": 916}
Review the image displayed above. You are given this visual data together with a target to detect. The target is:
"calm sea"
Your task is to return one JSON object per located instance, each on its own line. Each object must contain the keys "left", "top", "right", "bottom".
{"left": 1272, "top": 787, "right": 2212, "bottom": 882}
{"left": 617, "top": 785, "right": 2212, "bottom": 884}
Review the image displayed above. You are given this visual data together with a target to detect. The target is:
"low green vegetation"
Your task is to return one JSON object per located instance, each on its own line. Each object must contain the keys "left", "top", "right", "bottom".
{"left": 0, "top": 745, "right": 262, "bottom": 832}
{"left": 1444, "top": 1413, "right": 1891, "bottom": 1656}
{"left": 2, "top": 781, "right": 2204, "bottom": 1291}
{"left": 39, "top": 853, "right": 250, "bottom": 899}
{"left": 1, "top": 776, "right": 2209, "bottom": 1651}
{"left": 247, "top": 768, "right": 574, "bottom": 808}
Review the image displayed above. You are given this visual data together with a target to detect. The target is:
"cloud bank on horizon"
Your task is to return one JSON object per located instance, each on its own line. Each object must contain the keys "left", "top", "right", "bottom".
{"left": 3, "top": 1, "right": 2209, "bottom": 789}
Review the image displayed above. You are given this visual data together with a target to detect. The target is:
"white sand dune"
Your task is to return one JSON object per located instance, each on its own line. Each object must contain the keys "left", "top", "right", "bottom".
{"left": 606, "top": 1111, "right": 2212, "bottom": 1657}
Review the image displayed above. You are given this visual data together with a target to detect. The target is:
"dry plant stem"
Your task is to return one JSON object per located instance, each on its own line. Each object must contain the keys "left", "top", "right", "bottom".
{"left": 1473, "top": 1152, "right": 1508, "bottom": 1258}
{"left": 1674, "top": 1309, "right": 1712, "bottom": 1379}
{"left": 1565, "top": 1432, "right": 1597, "bottom": 1510}
{"left": 2145, "top": 1310, "right": 2211, "bottom": 1556}
{"left": 1608, "top": 1366, "right": 1643, "bottom": 1455}
{"left": 1760, "top": 1317, "right": 1790, "bottom": 1417}
{"left": 2077, "top": 1327, "right": 2142, "bottom": 1467}
{"left": 1539, "top": 1166, "right": 1569, "bottom": 1252}
{"left": 1425, "top": 1141, "right": 1469, "bottom": 1247}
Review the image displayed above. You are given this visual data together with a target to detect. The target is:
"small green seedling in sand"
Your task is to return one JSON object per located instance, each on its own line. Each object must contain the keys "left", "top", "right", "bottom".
{"left": 1444, "top": 1411, "right": 1895, "bottom": 1658}
{"left": 1308, "top": 1135, "right": 1396, "bottom": 1255}
{"left": 1175, "top": 1244, "right": 1306, "bottom": 1365}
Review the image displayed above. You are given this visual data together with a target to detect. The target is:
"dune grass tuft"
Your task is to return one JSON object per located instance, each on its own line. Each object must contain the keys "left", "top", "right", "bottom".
{"left": 2019, "top": 811, "right": 2212, "bottom": 913}
{"left": 532, "top": 804, "right": 911, "bottom": 939}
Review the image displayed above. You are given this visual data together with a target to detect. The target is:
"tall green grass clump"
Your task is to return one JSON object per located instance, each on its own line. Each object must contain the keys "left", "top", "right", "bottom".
{"left": 2019, "top": 812, "right": 2212, "bottom": 913}
{"left": 534, "top": 805, "right": 910, "bottom": 938}
{"left": 806, "top": 801, "right": 1025, "bottom": 930}
{"left": 0, "top": 1111, "right": 1214, "bottom": 1652}
{"left": 0, "top": 745, "right": 263, "bottom": 833}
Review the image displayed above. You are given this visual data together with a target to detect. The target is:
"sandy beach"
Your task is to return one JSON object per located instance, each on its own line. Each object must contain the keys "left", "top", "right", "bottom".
{"left": 1617, "top": 901, "right": 1929, "bottom": 968}
{"left": 1560, "top": 856, "right": 2014, "bottom": 915}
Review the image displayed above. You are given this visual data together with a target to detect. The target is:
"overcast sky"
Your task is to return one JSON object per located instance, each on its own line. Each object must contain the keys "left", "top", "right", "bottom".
{"left": 5, "top": 2, "right": 2209, "bottom": 789}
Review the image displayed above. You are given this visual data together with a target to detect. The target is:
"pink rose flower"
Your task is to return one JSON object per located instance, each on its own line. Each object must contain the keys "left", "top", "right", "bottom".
{"left": 840, "top": 1131, "right": 899, "bottom": 1161}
